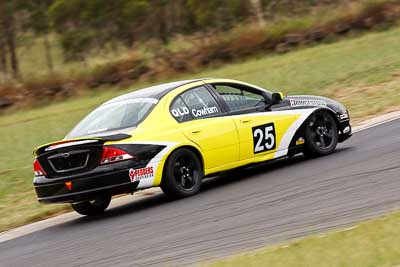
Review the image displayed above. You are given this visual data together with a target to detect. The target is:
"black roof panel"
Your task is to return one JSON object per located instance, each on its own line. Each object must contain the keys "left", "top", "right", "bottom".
{"left": 105, "top": 79, "right": 202, "bottom": 104}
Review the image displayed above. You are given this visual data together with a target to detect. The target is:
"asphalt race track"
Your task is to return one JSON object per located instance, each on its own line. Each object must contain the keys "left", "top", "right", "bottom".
{"left": 1, "top": 119, "right": 400, "bottom": 267}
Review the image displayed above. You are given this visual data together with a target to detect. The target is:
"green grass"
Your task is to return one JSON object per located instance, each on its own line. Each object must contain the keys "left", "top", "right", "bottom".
{"left": 15, "top": 34, "right": 134, "bottom": 80}
{"left": 1, "top": 27, "right": 400, "bottom": 232}
{"left": 15, "top": 32, "right": 194, "bottom": 81}
{"left": 204, "top": 211, "right": 400, "bottom": 267}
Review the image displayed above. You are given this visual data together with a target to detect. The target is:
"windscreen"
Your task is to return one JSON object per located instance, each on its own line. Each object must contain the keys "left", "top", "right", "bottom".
{"left": 67, "top": 98, "right": 158, "bottom": 138}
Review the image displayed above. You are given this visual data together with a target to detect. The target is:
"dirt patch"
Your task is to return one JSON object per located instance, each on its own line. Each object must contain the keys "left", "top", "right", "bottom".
{"left": 330, "top": 74, "right": 400, "bottom": 101}
{"left": 0, "top": 169, "right": 13, "bottom": 176}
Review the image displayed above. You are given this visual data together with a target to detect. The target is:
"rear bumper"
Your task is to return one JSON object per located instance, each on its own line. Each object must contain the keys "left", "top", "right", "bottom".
{"left": 34, "top": 169, "right": 139, "bottom": 204}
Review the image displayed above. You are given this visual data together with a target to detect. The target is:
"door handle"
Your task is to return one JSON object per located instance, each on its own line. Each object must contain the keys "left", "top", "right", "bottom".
{"left": 191, "top": 130, "right": 201, "bottom": 134}
{"left": 240, "top": 119, "right": 252, "bottom": 123}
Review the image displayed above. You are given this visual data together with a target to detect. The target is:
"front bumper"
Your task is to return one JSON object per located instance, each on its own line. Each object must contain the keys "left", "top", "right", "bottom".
{"left": 34, "top": 168, "right": 139, "bottom": 204}
{"left": 338, "top": 119, "right": 352, "bottom": 142}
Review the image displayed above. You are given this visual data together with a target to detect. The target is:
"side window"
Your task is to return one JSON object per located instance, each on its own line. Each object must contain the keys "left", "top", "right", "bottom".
{"left": 181, "top": 86, "right": 222, "bottom": 119}
{"left": 170, "top": 86, "right": 222, "bottom": 122}
{"left": 213, "top": 84, "right": 265, "bottom": 112}
{"left": 170, "top": 97, "right": 192, "bottom": 122}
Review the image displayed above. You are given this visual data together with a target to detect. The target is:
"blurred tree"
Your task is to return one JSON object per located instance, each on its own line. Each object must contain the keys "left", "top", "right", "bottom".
{"left": 187, "top": 0, "right": 251, "bottom": 31}
{"left": 169, "top": 0, "right": 196, "bottom": 34}
{"left": 50, "top": 0, "right": 93, "bottom": 61}
{"left": 0, "top": 0, "right": 21, "bottom": 80}
{"left": 187, "top": 0, "right": 224, "bottom": 29}
{"left": 0, "top": 24, "right": 7, "bottom": 76}
{"left": 21, "top": 0, "right": 55, "bottom": 74}
{"left": 149, "top": 0, "right": 169, "bottom": 44}
{"left": 50, "top": 0, "right": 150, "bottom": 60}
{"left": 250, "top": 0, "right": 266, "bottom": 26}
{"left": 117, "top": 0, "right": 150, "bottom": 46}
{"left": 227, "top": 0, "right": 252, "bottom": 28}
{"left": 46, "top": 0, "right": 257, "bottom": 62}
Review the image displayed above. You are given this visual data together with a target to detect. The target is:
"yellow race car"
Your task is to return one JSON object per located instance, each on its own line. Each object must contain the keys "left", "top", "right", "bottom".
{"left": 33, "top": 78, "right": 351, "bottom": 215}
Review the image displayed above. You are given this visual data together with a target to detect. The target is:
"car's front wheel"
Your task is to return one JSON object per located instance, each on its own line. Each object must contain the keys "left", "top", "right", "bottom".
{"left": 304, "top": 110, "right": 338, "bottom": 157}
{"left": 71, "top": 195, "right": 111, "bottom": 216}
{"left": 161, "top": 148, "right": 203, "bottom": 199}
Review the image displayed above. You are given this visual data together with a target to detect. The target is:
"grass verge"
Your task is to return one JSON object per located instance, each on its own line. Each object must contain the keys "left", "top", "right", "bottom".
{"left": 204, "top": 211, "right": 400, "bottom": 267}
{"left": 0, "top": 27, "right": 400, "bottom": 232}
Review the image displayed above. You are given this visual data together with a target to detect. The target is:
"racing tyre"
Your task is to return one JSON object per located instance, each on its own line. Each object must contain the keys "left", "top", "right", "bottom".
{"left": 304, "top": 110, "right": 338, "bottom": 157}
{"left": 71, "top": 195, "right": 111, "bottom": 216}
{"left": 161, "top": 148, "right": 203, "bottom": 199}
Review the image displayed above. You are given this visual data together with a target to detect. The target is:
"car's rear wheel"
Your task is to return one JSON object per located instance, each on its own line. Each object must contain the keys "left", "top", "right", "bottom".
{"left": 161, "top": 148, "right": 203, "bottom": 199}
{"left": 304, "top": 110, "right": 338, "bottom": 157}
{"left": 71, "top": 195, "right": 111, "bottom": 216}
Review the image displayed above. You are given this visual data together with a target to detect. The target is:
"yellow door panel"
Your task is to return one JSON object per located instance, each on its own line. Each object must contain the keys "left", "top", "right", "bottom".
{"left": 233, "top": 112, "right": 300, "bottom": 160}
{"left": 182, "top": 117, "right": 239, "bottom": 169}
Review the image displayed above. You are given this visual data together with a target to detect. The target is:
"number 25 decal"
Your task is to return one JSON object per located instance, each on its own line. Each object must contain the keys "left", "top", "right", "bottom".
{"left": 253, "top": 123, "right": 276, "bottom": 154}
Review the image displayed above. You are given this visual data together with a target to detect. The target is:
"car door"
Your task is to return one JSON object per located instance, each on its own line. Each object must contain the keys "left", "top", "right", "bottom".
{"left": 170, "top": 86, "right": 240, "bottom": 170}
{"left": 208, "top": 82, "right": 299, "bottom": 161}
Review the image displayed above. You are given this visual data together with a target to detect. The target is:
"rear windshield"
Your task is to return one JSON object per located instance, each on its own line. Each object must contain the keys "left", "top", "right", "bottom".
{"left": 67, "top": 98, "right": 158, "bottom": 138}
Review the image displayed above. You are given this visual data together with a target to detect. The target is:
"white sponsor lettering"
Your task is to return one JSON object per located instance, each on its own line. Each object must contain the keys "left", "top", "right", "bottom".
{"left": 191, "top": 106, "right": 218, "bottom": 117}
{"left": 289, "top": 99, "right": 327, "bottom": 107}
{"left": 171, "top": 107, "right": 189, "bottom": 117}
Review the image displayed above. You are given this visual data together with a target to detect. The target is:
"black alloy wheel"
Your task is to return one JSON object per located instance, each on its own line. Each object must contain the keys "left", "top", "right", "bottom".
{"left": 304, "top": 110, "right": 338, "bottom": 157}
{"left": 161, "top": 148, "right": 203, "bottom": 198}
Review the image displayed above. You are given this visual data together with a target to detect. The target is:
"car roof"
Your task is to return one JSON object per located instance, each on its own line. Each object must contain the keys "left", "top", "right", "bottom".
{"left": 105, "top": 79, "right": 205, "bottom": 104}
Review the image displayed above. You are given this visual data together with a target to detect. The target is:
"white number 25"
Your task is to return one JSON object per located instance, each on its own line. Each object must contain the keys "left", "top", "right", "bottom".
{"left": 253, "top": 124, "right": 276, "bottom": 153}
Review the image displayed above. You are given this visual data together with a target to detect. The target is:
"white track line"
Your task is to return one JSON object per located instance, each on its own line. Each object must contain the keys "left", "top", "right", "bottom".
{"left": 1, "top": 111, "right": 400, "bottom": 243}
{"left": 353, "top": 110, "right": 400, "bottom": 133}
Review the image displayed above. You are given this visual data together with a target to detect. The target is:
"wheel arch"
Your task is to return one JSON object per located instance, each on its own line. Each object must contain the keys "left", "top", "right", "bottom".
{"left": 317, "top": 107, "right": 340, "bottom": 129}
{"left": 304, "top": 107, "right": 340, "bottom": 133}
{"left": 159, "top": 145, "right": 205, "bottom": 197}
{"left": 161, "top": 145, "right": 205, "bottom": 180}
{"left": 177, "top": 145, "right": 204, "bottom": 172}
{"left": 287, "top": 107, "right": 340, "bottom": 156}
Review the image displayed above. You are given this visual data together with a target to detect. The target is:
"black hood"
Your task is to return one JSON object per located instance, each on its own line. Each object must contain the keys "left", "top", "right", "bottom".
{"left": 271, "top": 95, "right": 349, "bottom": 119}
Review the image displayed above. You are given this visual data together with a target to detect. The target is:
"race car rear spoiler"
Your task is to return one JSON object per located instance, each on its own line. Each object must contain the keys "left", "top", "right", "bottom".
{"left": 33, "top": 133, "right": 131, "bottom": 156}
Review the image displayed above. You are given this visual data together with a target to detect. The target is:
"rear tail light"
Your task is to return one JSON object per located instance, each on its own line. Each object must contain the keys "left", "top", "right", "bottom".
{"left": 65, "top": 181, "right": 72, "bottom": 191}
{"left": 100, "top": 146, "right": 134, "bottom": 165}
{"left": 33, "top": 159, "right": 46, "bottom": 176}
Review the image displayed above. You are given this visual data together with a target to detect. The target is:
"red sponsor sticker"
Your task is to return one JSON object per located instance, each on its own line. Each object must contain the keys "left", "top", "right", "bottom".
{"left": 129, "top": 167, "right": 154, "bottom": 182}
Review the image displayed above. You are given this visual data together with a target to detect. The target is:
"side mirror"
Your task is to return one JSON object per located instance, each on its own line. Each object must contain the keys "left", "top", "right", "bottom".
{"left": 271, "top": 92, "right": 284, "bottom": 105}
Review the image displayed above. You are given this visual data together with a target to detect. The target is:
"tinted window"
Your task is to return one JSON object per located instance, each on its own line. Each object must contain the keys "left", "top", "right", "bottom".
{"left": 67, "top": 98, "right": 158, "bottom": 138}
{"left": 170, "top": 86, "right": 222, "bottom": 122}
{"left": 213, "top": 84, "right": 265, "bottom": 112}
{"left": 170, "top": 97, "right": 192, "bottom": 122}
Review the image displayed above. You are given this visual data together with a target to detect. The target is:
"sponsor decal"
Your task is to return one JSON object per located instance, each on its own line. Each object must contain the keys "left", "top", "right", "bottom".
{"left": 339, "top": 113, "right": 349, "bottom": 120}
{"left": 171, "top": 107, "right": 189, "bottom": 118}
{"left": 296, "top": 137, "right": 305, "bottom": 145}
{"left": 289, "top": 99, "right": 327, "bottom": 108}
{"left": 191, "top": 106, "right": 219, "bottom": 117}
{"left": 129, "top": 167, "right": 154, "bottom": 182}
{"left": 172, "top": 106, "right": 219, "bottom": 118}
